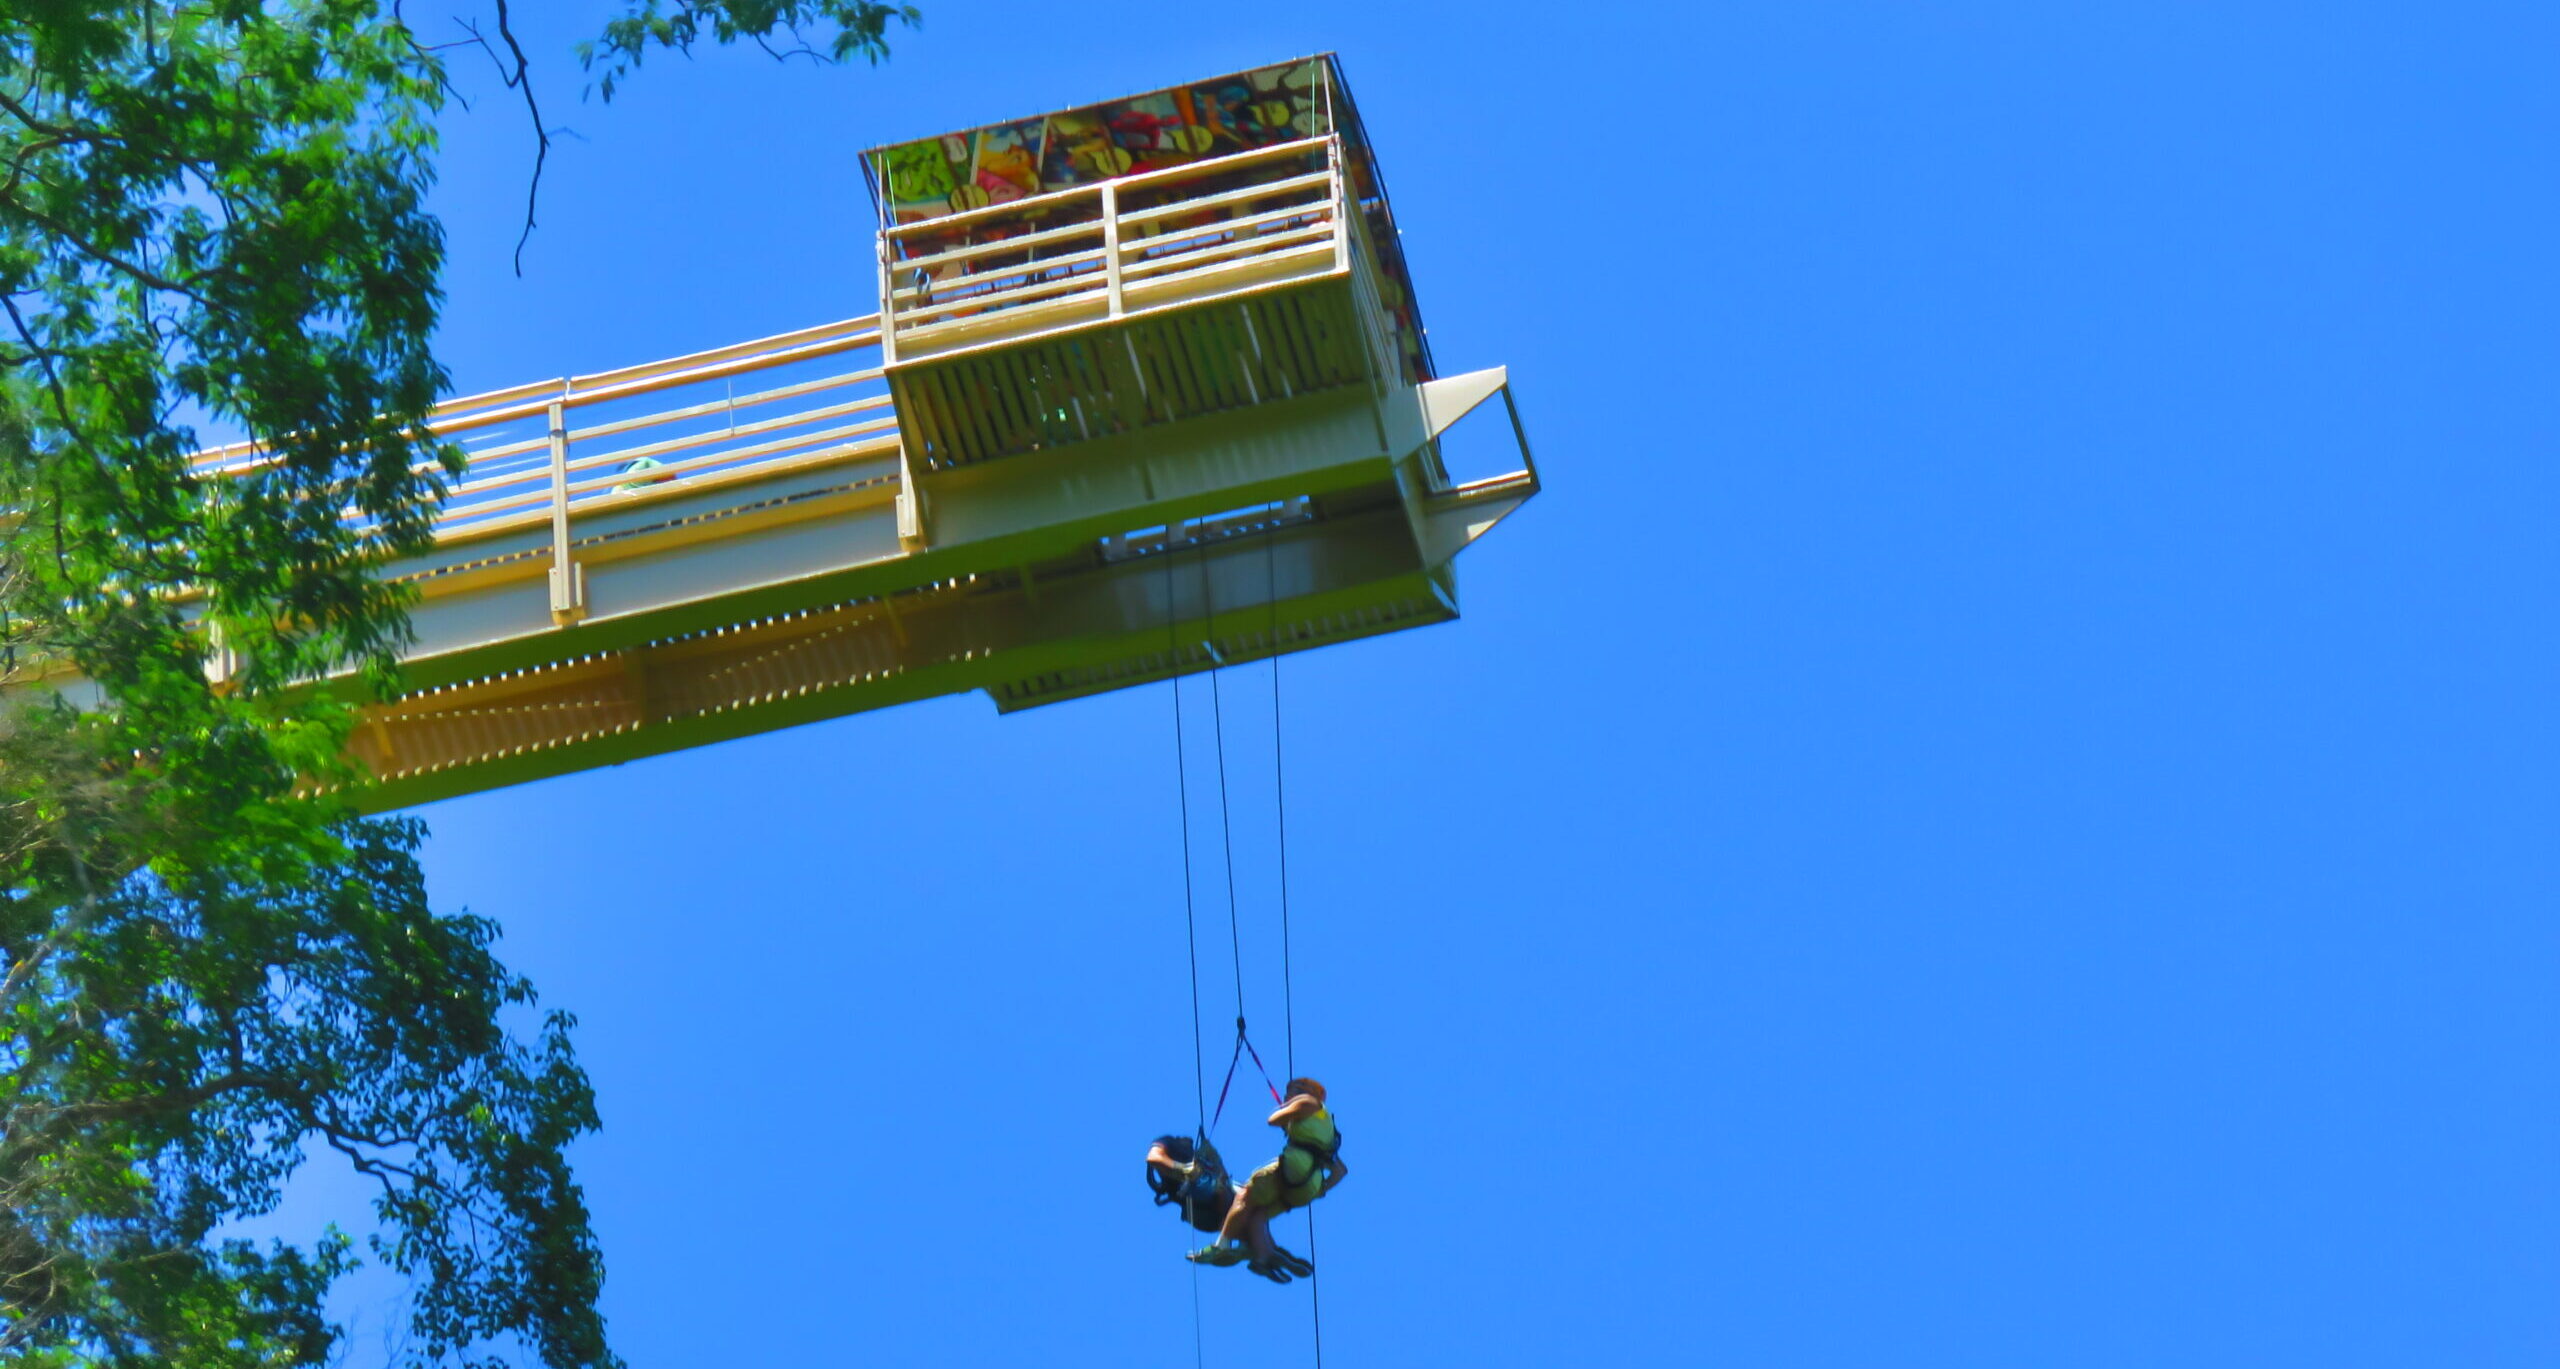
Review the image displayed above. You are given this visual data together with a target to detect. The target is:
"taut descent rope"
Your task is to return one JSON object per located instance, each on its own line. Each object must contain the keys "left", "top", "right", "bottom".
{"left": 1168, "top": 508, "right": 1325, "bottom": 1367}
{"left": 1167, "top": 523, "right": 1207, "bottom": 1369}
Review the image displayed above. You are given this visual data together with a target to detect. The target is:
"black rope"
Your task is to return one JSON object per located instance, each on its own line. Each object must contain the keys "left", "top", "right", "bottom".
{"left": 1267, "top": 517, "right": 1323, "bottom": 1369}
{"left": 1268, "top": 520, "right": 1298, "bottom": 1080}
{"left": 1169, "top": 522, "right": 1208, "bottom": 1369}
{"left": 1304, "top": 1205, "right": 1325, "bottom": 1369}
{"left": 1169, "top": 522, "right": 1207, "bottom": 1136}
{"left": 1181, "top": 509, "right": 1326, "bottom": 1368}
{"left": 1207, "top": 633, "right": 1248, "bottom": 1022}
{"left": 1195, "top": 523, "right": 1253, "bottom": 1038}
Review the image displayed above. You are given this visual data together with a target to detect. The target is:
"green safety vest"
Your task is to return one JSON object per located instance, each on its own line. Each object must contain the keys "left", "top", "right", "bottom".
{"left": 1277, "top": 1109, "right": 1339, "bottom": 1194}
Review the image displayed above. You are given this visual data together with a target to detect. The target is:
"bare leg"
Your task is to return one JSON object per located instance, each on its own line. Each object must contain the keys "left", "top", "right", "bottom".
{"left": 1216, "top": 1184, "right": 1284, "bottom": 1264}
{"left": 1239, "top": 1204, "right": 1278, "bottom": 1264}
{"left": 1216, "top": 1184, "right": 1256, "bottom": 1246}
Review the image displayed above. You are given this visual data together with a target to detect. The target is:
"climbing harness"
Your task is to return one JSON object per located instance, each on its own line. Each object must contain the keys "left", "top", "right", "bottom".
{"left": 1148, "top": 1133, "right": 1232, "bottom": 1233}
{"left": 1208, "top": 1015, "right": 1284, "bottom": 1135}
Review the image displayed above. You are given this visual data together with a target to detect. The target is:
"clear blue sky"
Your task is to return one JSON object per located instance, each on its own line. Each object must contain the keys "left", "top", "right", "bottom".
{"left": 323, "top": 3, "right": 2560, "bottom": 1364}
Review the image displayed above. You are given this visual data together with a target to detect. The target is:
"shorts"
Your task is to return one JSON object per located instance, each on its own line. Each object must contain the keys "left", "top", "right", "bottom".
{"left": 1241, "top": 1156, "right": 1323, "bottom": 1213}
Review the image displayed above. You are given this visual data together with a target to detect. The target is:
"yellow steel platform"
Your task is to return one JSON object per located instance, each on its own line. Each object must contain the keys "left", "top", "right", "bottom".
{"left": 14, "top": 56, "right": 1539, "bottom": 812}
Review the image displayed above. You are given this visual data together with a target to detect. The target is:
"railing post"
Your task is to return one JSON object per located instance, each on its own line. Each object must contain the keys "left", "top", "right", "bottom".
{"left": 1329, "top": 136, "right": 1350, "bottom": 277}
{"left": 203, "top": 617, "right": 237, "bottom": 690}
{"left": 546, "top": 395, "right": 585, "bottom": 624}
{"left": 877, "top": 230, "right": 900, "bottom": 367}
{"left": 1102, "top": 181, "right": 1125, "bottom": 319}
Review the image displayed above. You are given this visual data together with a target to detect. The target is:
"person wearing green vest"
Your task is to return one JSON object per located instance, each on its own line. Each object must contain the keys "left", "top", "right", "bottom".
{"left": 1187, "top": 1077, "right": 1346, "bottom": 1281}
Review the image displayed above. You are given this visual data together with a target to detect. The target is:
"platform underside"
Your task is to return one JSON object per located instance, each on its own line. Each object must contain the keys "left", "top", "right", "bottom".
{"left": 349, "top": 503, "right": 1455, "bottom": 811}
{"left": 332, "top": 366, "right": 1530, "bottom": 812}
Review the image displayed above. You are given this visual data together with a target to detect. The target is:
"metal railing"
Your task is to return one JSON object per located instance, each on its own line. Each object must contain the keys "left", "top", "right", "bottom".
{"left": 184, "top": 317, "right": 897, "bottom": 618}
{"left": 173, "top": 137, "right": 1367, "bottom": 573}
{"left": 879, "top": 135, "right": 1350, "bottom": 359}
{"left": 163, "top": 136, "right": 1375, "bottom": 626}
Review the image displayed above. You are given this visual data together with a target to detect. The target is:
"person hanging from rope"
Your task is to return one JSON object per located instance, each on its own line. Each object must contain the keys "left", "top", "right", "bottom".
{"left": 1187, "top": 1077, "right": 1346, "bottom": 1280}
{"left": 1146, "top": 1133, "right": 1234, "bottom": 1234}
{"left": 1145, "top": 1134, "right": 1314, "bottom": 1279}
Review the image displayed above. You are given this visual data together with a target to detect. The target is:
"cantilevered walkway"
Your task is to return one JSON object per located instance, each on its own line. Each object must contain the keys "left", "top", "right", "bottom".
{"left": 28, "top": 61, "right": 1540, "bottom": 811}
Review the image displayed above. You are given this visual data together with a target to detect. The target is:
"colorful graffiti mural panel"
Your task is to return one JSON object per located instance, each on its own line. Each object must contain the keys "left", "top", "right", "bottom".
{"left": 862, "top": 56, "right": 1433, "bottom": 386}
{"left": 870, "top": 58, "right": 1337, "bottom": 227}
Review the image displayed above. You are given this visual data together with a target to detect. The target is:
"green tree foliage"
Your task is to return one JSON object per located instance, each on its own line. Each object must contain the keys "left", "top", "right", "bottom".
{"left": 582, "top": 2, "right": 922, "bottom": 101}
{"left": 0, "top": 5, "right": 915, "bottom": 1365}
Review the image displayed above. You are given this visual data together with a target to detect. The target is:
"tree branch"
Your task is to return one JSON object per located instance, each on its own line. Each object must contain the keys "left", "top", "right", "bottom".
{"left": 448, "top": 3, "right": 554, "bottom": 277}
{"left": 0, "top": 295, "right": 73, "bottom": 439}
{"left": 0, "top": 196, "right": 205, "bottom": 299}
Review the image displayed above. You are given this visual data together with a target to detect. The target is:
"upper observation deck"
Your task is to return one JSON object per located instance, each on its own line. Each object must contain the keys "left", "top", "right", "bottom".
{"left": 865, "top": 58, "right": 1434, "bottom": 474}
{"left": 14, "top": 57, "right": 1538, "bottom": 811}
